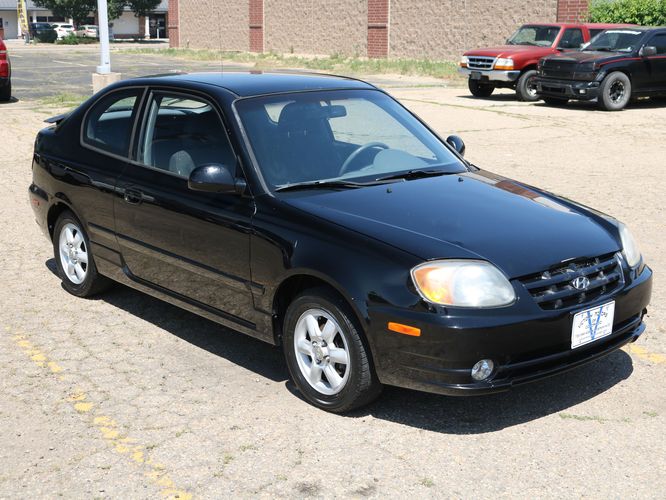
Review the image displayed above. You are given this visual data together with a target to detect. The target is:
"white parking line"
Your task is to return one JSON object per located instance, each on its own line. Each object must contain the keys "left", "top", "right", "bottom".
{"left": 52, "top": 59, "right": 89, "bottom": 67}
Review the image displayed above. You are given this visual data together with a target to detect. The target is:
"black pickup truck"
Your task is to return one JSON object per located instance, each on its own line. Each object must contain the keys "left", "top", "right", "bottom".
{"left": 536, "top": 27, "right": 666, "bottom": 110}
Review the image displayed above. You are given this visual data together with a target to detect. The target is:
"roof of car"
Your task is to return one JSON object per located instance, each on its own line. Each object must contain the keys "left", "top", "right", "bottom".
{"left": 139, "top": 71, "right": 376, "bottom": 97}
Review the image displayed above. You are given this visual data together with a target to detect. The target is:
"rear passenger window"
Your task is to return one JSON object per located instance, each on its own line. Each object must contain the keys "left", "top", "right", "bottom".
{"left": 650, "top": 33, "right": 666, "bottom": 54}
{"left": 137, "top": 93, "right": 235, "bottom": 178}
{"left": 559, "top": 29, "right": 584, "bottom": 49}
{"left": 83, "top": 88, "right": 143, "bottom": 157}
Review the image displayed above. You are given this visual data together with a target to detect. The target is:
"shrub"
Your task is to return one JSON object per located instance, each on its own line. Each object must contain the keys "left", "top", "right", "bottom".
{"left": 589, "top": 0, "right": 666, "bottom": 26}
{"left": 35, "top": 29, "right": 57, "bottom": 43}
{"left": 56, "top": 33, "right": 79, "bottom": 45}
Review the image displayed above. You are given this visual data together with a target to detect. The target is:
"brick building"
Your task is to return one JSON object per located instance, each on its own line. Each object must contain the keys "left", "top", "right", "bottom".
{"left": 168, "top": 0, "right": 589, "bottom": 60}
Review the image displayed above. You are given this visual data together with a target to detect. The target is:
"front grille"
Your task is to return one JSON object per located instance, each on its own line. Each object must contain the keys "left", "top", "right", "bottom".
{"left": 518, "top": 253, "right": 624, "bottom": 310}
{"left": 539, "top": 60, "right": 577, "bottom": 80}
{"left": 467, "top": 56, "right": 495, "bottom": 70}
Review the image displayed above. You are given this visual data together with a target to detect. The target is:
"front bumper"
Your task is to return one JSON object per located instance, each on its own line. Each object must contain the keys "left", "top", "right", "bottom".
{"left": 459, "top": 67, "right": 520, "bottom": 83}
{"left": 369, "top": 264, "right": 652, "bottom": 396}
{"left": 536, "top": 77, "right": 600, "bottom": 100}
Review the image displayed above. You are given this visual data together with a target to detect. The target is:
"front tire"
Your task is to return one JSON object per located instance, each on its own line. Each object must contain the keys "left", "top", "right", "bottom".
{"left": 0, "top": 82, "right": 11, "bottom": 102}
{"left": 516, "top": 69, "right": 539, "bottom": 101}
{"left": 53, "top": 211, "right": 111, "bottom": 297}
{"left": 598, "top": 72, "right": 631, "bottom": 111}
{"left": 282, "top": 288, "right": 382, "bottom": 413}
{"left": 468, "top": 78, "right": 495, "bottom": 98}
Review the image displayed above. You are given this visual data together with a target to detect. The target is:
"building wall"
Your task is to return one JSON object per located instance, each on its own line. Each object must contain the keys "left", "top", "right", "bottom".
{"left": 390, "top": 0, "right": 559, "bottom": 60}
{"left": 264, "top": 0, "right": 366, "bottom": 56}
{"left": 178, "top": 0, "right": 248, "bottom": 50}
{"left": 0, "top": 11, "right": 18, "bottom": 39}
{"left": 112, "top": 11, "right": 140, "bottom": 36}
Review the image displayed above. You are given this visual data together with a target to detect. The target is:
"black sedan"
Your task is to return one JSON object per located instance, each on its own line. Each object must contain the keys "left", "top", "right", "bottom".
{"left": 537, "top": 27, "right": 666, "bottom": 110}
{"left": 29, "top": 72, "right": 652, "bottom": 412}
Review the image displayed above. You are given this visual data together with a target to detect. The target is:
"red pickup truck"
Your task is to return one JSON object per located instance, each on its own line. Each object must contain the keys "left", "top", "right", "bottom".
{"left": 459, "top": 23, "right": 631, "bottom": 101}
{"left": 0, "top": 36, "right": 11, "bottom": 102}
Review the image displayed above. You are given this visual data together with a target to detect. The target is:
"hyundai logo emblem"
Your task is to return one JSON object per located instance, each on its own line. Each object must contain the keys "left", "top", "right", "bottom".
{"left": 572, "top": 276, "right": 590, "bottom": 290}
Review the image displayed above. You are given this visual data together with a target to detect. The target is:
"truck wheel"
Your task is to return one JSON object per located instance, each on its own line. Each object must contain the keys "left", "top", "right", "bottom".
{"left": 598, "top": 72, "right": 631, "bottom": 111}
{"left": 468, "top": 79, "right": 495, "bottom": 98}
{"left": 0, "top": 82, "right": 11, "bottom": 102}
{"left": 516, "top": 70, "right": 539, "bottom": 101}
{"left": 543, "top": 97, "right": 569, "bottom": 106}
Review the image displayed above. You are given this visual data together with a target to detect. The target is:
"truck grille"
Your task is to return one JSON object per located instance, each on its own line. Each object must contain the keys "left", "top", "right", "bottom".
{"left": 518, "top": 253, "right": 624, "bottom": 310}
{"left": 467, "top": 56, "right": 495, "bottom": 70}
{"left": 539, "top": 60, "right": 577, "bottom": 80}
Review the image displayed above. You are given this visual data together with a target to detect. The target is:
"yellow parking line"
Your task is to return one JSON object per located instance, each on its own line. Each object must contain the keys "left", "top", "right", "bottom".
{"left": 8, "top": 327, "right": 192, "bottom": 499}
{"left": 624, "top": 344, "right": 666, "bottom": 364}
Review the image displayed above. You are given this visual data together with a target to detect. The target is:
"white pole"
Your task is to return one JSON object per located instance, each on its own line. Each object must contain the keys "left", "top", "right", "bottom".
{"left": 96, "top": 0, "right": 111, "bottom": 74}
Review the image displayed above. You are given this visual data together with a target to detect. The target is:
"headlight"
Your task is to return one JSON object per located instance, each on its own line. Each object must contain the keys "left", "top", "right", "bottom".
{"left": 494, "top": 58, "right": 514, "bottom": 70}
{"left": 618, "top": 222, "right": 641, "bottom": 268}
{"left": 460, "top": 55, "right": 469, "bottom": 68}
{"left": 411, "top": 260, "right": 516, "bottom": 308}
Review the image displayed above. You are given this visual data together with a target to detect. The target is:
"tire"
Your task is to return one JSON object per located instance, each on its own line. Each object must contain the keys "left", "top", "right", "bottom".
{"left": 598, "top": 72, "right": 631, "bottom": 111}
{"left": 0, "top": 82, "right": 11, "bottom": 102}
{"left": 516, "top": 69, "right": 539, "bottom": 102}
{"left": 468, "top": 78, "right": 495, "bottom": 98}
{"left": 53, "top": 211, "right": 111, "bottom": 297}
{"left": 542, "top": 97, "right": 569, "bottom": 106}
{"left": 282, "top": 287, "right": 382, "bottom": 413}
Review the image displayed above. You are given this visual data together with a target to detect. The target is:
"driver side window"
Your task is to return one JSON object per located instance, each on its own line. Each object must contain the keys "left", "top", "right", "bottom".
{"left": 137, "top": 92, "right": 235, "bottom": 178}
{"left": 558, "top": 28, "right": 584, "bottom": 49}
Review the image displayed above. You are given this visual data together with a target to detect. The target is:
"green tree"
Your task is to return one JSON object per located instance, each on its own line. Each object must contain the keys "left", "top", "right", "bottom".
{"left": 126, "top": 0, "right": 161, "bottom": 18}
{"left": 589, "top": 0, "right": 666, "bottom": 25}
{"left": 32, "top": 0, "right": 96, "bottom": 26}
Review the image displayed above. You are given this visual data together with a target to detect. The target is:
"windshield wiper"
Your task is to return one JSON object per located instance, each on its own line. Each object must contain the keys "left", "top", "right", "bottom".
{"left": 375, "top": 169, "right": 451, "bottom": 182}
{"left": 275, "top": 180, "right": 370, "bottom": 192}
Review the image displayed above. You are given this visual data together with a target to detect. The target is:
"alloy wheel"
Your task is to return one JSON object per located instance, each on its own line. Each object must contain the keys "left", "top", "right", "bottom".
{"left": 608, "top": 80, "right": 626, "bottom": 104}
{"left": 58, "top": 222, "right": 88, "bottom": 285}
{"left": 293, "top": 308, "right": 351, "bottom": 395}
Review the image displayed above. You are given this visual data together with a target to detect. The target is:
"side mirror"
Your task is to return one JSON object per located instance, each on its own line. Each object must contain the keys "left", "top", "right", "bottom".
{"left": 446, "top": 135, "right": 466, "bottom": 157}
{"left": 188, "top": 164, "right": 244, "bottom": 194}
{"left": 640, "top": 45, "right": 657, "bottom": 57}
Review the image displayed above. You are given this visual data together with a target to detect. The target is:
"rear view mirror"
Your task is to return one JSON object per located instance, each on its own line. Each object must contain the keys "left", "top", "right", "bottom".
{"left": 324, "top": 104, "right": 347, "bottom": 118}
{"left": 640, "top": 46, "right": 657, "bottom": 57}
{"left": 188, "top": 163, "right": 243, "bottom": 194}
{"left": 446, "top": 135, "right": 466, "bottom": 157}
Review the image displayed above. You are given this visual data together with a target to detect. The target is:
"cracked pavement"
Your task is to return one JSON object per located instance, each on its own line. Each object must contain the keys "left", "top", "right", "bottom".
{"left": 0, "top": 48, "right": 665, "bottom": 498}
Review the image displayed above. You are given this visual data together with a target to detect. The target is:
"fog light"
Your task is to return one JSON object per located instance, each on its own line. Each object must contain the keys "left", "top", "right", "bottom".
{"left": 471, "top": 359, "right": 494, "bottom": 381}
{"left": 578, "top": 89, "right": 587, "bottom": 95}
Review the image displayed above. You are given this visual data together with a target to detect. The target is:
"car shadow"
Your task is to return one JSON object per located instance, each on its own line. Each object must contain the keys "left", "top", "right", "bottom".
{"left": 0, "top": 96, "right": 20, "bottom": 104}
{"left": 45, "top": 258, "right": 634, "bottom": 434}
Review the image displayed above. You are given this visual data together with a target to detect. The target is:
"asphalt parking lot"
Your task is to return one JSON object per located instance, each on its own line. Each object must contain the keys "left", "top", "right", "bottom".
{"left": 1, "top": 45, "right": 665, "bottom": 498}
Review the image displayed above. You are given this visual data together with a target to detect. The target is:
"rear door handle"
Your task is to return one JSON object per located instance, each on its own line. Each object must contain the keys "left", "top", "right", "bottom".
{"left": 123, "top": 188, "right": 144, "bottom": 205}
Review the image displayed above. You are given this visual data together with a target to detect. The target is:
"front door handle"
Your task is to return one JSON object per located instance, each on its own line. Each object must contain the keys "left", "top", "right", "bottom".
{"left": 123, "top": 188, "right": 144, "bottom": 205}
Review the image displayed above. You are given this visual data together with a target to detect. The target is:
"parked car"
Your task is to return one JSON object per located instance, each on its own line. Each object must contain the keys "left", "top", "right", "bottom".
{"left": 75, "top": 25, "right": 98, "bottom": 38}
{"left": 537, "top": 27, "right": 666, "bottom": 110}
{"left": 51, "top": 23, "right": 74, "bottom": 39}
{"left": 0, "top": 36, "right": 10, "bottom": 101}
{"left": 29, "top": 72, "right": 653, "bottom": 412}
{"left": 459, "top": 23, "right": 633, "bottom": 101}
{"left": 29, "top": 22, "right": 55, "bottom": 39}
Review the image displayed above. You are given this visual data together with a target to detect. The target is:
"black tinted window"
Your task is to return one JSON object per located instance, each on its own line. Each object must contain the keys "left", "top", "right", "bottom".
{"left": 650, "top": 33, "right": 666, "bottom": 54}
{"left": 83, "top": 88, "right": 142, "bottom": 157}
{"left": 138, "top": 93, "right": 235, "bottom": 178}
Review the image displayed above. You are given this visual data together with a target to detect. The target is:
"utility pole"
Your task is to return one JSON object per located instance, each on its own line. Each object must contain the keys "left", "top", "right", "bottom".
{"left": 92, "top": 0, "right": 121, "bottom": 93}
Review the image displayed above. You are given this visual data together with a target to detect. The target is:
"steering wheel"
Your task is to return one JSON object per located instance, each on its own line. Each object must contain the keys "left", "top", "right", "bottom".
{"left": 338, "top": 142, "right": 389, "bottom": 176}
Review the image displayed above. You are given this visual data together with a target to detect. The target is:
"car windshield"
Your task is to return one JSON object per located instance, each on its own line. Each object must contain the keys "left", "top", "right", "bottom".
{"left": 582, "top": 30, "right": 643, "bottom": 52}
{"left": 235, "top": 89, "right": 467, "bottom": 190}
{"left": 507, "top": 25, "right": 560, "bottom": 46}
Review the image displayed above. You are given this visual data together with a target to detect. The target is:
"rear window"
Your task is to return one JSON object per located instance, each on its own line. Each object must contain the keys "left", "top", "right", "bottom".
{"left": 83, "top": 88, "right": 143, "bottom": 158}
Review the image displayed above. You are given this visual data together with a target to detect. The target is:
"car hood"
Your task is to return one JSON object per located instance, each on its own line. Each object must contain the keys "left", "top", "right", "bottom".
{"left": 283, "top": 170, "right": 620, "bottom": 279}
{"left": 542, "top": 50, "right": 628, "bottom": 64}
{"left": 464, "top": 45, "right": 555, "bottom": 58}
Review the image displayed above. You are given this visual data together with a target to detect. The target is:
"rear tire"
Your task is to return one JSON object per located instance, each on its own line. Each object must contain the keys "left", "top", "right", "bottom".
{"left": 0, "top": 82, "right": 11, "bottom": 102}
{"left": 53, "top": 211, "right": 111, "bottom": 297}
{"left": 282, "top": 287, "right": 382, "bottom": 413}
{"left": 542, "top": 96, "right": 569, "bottom": 106}
{"left": 516, "top": 69, "right": 539, "bottom": 102}
{"left": 468, "top": 78, "right": 495, "bottom": 98}
{"left": 598, "top": 72, "right": 631, "bottom": 111}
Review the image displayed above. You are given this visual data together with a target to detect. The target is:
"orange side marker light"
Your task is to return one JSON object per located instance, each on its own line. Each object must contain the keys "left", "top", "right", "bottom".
{"left": 388, "top": 322, "right": 421, "bottom": 337}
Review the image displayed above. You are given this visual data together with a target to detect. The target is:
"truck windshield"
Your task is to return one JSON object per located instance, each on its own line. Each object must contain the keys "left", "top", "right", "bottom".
{"left": 582, "top": 30, "right": 643, "bottom": 53}
{"left": 507, "top": 25, "right": 560, "bottom": 47}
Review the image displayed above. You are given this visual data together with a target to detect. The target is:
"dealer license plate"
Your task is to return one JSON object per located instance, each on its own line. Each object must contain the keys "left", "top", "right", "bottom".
{"left": 571, "top": 301, "right": 615, "bottom": 349}
{"left": 470, "top": 71, "right": 482, "bottom": 80}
